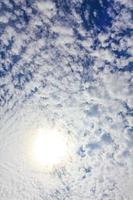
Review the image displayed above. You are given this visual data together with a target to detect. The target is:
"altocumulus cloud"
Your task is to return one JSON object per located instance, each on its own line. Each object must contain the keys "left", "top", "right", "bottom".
{"left": 0, "top": 0, "right": 133, "bottom": 199}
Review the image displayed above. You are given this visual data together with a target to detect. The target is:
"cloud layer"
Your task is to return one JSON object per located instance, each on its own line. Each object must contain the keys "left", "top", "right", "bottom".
{"left": 0, "top": 0, "right": 133, "bottom": 199}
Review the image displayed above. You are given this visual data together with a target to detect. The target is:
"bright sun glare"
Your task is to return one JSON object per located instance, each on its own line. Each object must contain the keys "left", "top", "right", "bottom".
{"left": 32, "top": 129, "right": 68, "bottom": 167}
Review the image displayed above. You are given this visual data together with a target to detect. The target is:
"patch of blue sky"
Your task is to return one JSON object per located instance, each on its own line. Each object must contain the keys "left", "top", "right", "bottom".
{"left": 12, "top": 70, "right": 33, "bottom": 90}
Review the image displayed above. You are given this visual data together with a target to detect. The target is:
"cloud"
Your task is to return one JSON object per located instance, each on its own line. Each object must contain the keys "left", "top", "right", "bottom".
{"left": 0, "top": 0, "right": 133, "bottom": 199}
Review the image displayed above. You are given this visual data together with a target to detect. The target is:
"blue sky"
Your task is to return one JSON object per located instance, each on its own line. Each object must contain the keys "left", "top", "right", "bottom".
{"left": 0, "top": 0, "right": 133, "bottom": 199}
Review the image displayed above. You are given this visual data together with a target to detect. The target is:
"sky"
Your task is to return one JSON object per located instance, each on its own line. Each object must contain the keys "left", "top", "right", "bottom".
{"left": 0, "top": 0, "right": 133, "bottom": 199}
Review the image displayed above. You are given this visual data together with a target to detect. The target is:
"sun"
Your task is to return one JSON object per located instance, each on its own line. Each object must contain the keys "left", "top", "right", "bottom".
{"left": 32, "top": 128, "right": 68, "bottom": 167}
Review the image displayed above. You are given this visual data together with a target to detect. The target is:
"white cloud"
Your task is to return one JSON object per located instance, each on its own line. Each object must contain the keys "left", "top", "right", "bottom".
{"left": 0, "top": 0, "right": 132, "bottom": 199}
{"left": 35, "top": 1, "right": 56, "bottom": 18}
